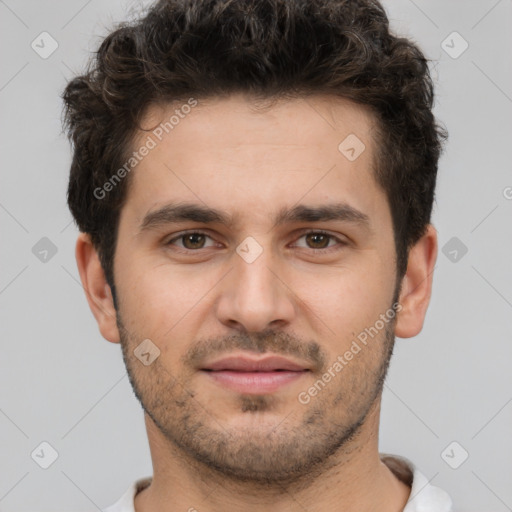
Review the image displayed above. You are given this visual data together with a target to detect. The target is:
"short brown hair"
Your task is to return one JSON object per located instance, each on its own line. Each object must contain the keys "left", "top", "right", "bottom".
{"left": 62, "top": 0, "right": 447, "bottom": 297}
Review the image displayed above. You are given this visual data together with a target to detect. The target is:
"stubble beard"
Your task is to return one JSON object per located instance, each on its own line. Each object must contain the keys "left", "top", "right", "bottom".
{"left": 118, "top": 312, "right": 397, "bottom": 488}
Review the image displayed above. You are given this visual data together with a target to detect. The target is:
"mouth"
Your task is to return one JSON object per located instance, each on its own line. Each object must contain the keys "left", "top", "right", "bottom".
{"left": 200, "top": 354, "right": 311, "bottom": 394}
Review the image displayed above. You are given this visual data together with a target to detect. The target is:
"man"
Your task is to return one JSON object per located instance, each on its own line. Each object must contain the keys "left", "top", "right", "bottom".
{"left": 62, "top": 0, "right": 451, "bottom": 510}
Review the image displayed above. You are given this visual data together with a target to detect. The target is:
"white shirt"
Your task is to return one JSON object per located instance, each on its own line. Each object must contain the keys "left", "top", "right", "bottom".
{"left": 103, "top": 454, "right": 453, "bottom": 512}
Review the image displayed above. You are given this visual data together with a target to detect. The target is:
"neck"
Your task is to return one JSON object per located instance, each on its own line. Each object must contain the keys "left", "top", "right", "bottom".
{"left": 134, "top": 398, "right": 411, "bottom": 512}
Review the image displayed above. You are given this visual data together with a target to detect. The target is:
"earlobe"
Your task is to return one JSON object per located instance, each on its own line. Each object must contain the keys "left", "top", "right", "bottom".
{"left": 394, "top": 224, "right": 438, "bottom": 339}
{"left": 75, "top": 233, "right": 120, "bottom": 343}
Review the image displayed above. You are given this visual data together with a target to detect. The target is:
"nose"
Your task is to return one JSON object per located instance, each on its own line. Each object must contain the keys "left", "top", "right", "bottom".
{"left": 215, "top": 242, "right": 296, "bottom": 333}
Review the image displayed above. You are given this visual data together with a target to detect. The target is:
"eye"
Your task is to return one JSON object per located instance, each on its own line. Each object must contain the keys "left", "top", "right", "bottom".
{"left": 166, "top": 231, "right": 217, "bottom": 250}
{"left": 292, "top": 230, "right": 346, "bottom": 252}
{"left": 164, "top": 229, "right": 346, "bottom": 253}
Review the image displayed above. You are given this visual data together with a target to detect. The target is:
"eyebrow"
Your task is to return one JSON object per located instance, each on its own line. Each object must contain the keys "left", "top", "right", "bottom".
{"left": 138, "top": 201, "right": 372, "bottom": 233}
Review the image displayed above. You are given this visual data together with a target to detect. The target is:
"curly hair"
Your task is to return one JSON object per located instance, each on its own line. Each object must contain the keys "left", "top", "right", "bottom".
{"left": 62, "top": 0, "right": 447, "bottom": 296}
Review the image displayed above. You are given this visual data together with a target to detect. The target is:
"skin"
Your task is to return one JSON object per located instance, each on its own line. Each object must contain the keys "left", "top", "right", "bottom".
{"left": 76, "top": 94, "right": 437, "bottom": 512}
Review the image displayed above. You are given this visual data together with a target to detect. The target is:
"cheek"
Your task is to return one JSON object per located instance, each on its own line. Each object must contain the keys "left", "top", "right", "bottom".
{"left": 295, "top": 260, "right": 392, "bottom": 326}
{"left": 115, "top": 230, "right": 395, "bottom": 343}
{"left": 115, "top": 262, "right": 177, "bottom": 333}
{"left": 228, "top": 268, "right": 383, "bottom": 374}
{"left": 116, "top": 262, "right": 219, "bottom": 351}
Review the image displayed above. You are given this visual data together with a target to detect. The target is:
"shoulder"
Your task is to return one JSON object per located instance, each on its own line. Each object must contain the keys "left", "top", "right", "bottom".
{"left": 381, "top": 453, "right": 453, "bottom": 512}
{"left": 102, "top": 477, "right": 152, "bottom": 512}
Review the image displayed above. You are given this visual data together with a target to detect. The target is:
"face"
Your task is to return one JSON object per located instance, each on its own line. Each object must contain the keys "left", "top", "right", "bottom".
{"left": 112, "top": 94, "right": 400, "bottom": 484}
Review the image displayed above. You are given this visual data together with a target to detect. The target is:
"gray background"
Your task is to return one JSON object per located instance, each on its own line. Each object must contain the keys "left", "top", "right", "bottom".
{"left": 1, "top": 0, "right": 511, "bottom": 510}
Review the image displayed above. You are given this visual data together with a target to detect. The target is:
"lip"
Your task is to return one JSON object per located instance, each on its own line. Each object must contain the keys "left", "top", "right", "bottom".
{"left": 200, "top": 354, "right": 310, "bottom": 394}
{"left": 202, "top": 355, "right": 309, "bottom": 372}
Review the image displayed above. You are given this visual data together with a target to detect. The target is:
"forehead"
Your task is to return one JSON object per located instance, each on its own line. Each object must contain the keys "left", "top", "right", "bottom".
{"left": 137, "top": 93, "right": 376, "bottom": 152}
{"left": 123, "top": 94, "right": 387, "bottom": 228}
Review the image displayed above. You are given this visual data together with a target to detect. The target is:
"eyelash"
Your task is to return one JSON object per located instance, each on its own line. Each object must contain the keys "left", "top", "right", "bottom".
{"left": 165, "top": 230, "right": 347, "bottom": 254}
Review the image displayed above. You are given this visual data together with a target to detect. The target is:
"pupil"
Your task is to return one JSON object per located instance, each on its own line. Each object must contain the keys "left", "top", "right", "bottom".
{"left": 185, "top": 233, "right": 204, "bottom": 249}
{"left": 182, "top": 233, "right": 329, "bottom": 250}
{"left": 308, "top": 233, "right": 328, "bottom": 248}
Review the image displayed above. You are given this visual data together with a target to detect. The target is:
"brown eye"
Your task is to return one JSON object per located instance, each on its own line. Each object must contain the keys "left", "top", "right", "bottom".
{"left": 292, "top": 231, "right": 346, "bottom": 253}
{"left": 181, "top": 233, "right": 206, "bottom": 249}
{"left": 305, "top": 232, "right": 331, "bottom": 249}
{"left": 166, "top": 231, "right": 216, "bottom": 250}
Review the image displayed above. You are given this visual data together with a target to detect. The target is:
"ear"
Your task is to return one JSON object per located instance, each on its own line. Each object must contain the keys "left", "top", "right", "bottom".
{"left": 395, "top": 224, "right": 438, "bottom": 339}
{"left": 75, "top": 232, "right": 120, "bottom": 343}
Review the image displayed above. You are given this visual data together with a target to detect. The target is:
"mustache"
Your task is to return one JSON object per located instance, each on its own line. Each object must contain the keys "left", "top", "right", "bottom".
{"left": 182, "top": 330, "right": 327, "bottom": 372}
